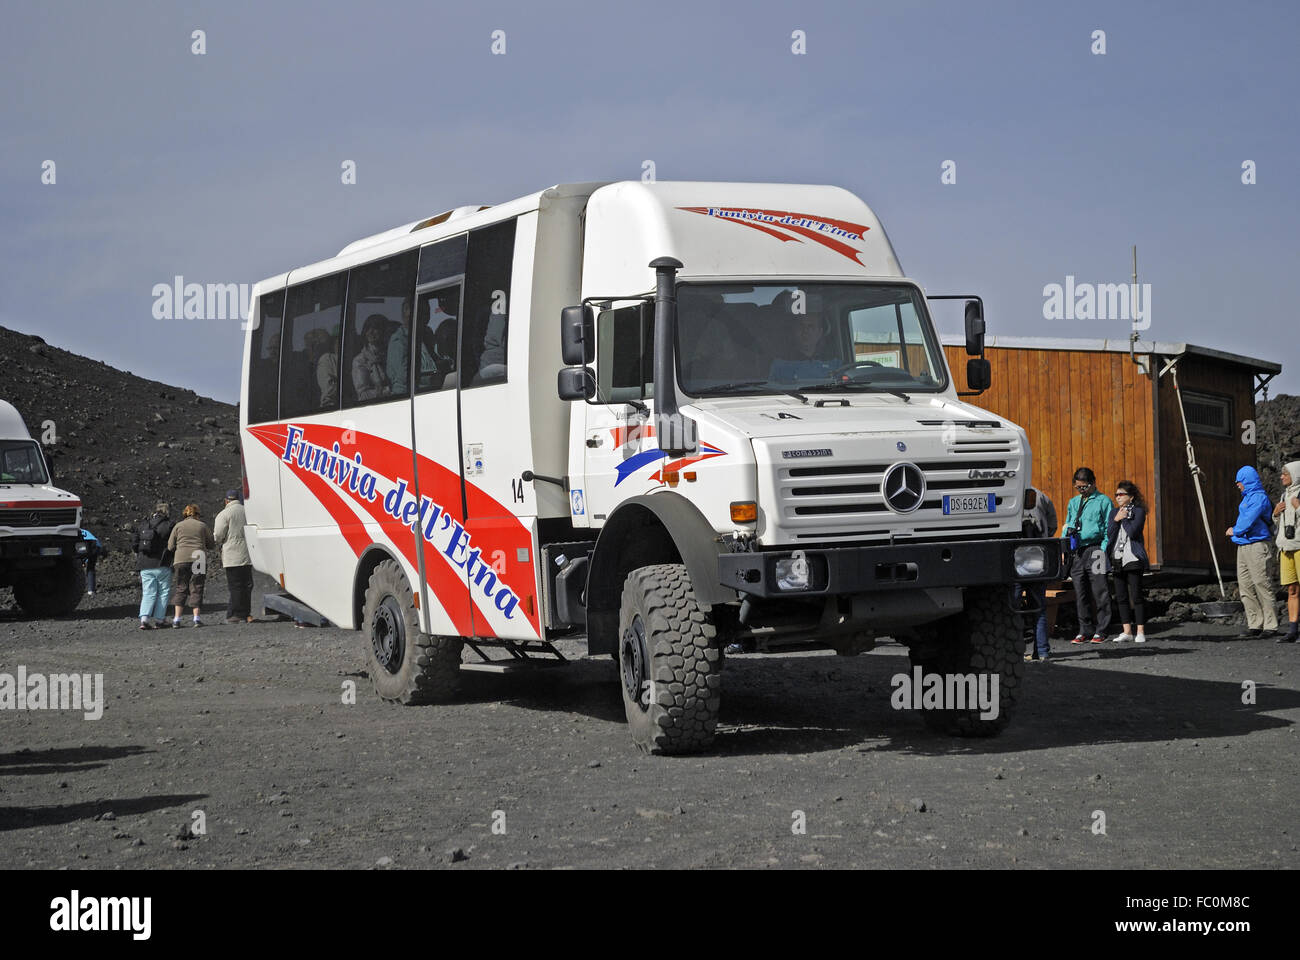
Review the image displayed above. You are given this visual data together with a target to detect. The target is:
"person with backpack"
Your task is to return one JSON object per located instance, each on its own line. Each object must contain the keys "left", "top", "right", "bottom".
{"left": 167, "top": 503, "right": 216, "bottom": 628}
{"left": 214, "top": 489, "right": 254, "bottom": 624}
{"left": 1226, "top": 465, "right": 1279, "bottom": 637}
{"left": 132, "top": 502, "right": 174, "bottom": 629}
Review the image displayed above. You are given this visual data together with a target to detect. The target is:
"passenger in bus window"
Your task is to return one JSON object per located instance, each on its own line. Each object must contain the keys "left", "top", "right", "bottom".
{"left": 304, "top": 328, "right": 337, "bottom": 409}
{"left": 385, "top": 300, "right": 417, "bottom": 395}
{"left": 416, "top": 293, "right": 458, "bottom": 390}
{"left": 352, "top": 314, "right": 392, "bottom": 401}
{"left": 475, "top": 310, "right": 507, "bottom": 384}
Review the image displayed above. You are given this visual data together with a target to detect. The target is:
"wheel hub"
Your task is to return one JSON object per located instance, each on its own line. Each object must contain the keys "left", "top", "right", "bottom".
{"left": 620, "top": 616, "right": 649, "bottom": 711}
{"left": 371, "top": 596, "right": 405, "bottom": 674}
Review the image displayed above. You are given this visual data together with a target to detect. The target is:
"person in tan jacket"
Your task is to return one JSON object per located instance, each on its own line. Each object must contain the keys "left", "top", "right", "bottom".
{"left": 214, "top": 490, "right": 254, "bottom": 624}
{"left": 167, "top": 503, "right": 216, "bottom": 627}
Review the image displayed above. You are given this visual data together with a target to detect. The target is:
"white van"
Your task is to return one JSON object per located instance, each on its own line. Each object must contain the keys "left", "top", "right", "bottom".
{"left": 240, "top": 181, "right": 1062, "bottom": 753}
{"left": 0, "top": 400, "right": 86, "bottom": 615}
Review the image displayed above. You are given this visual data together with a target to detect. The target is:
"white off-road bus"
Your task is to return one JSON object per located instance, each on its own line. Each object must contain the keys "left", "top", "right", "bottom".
{"left": 240, "top": 181, "right": 1062, "bottom": 754}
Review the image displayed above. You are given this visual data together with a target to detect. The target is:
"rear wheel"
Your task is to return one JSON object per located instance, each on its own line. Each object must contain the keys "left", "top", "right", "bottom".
{"left": 906, "top": 585, "right": 1023, "bottom": 736}
{"left": 363, "top": 560, "right": 462, "bottom": 704}
{"left": 13, "top": 559, "right": 85, "bottom": 617}
{"left": 618, "top": 564, "right": 722, "bottom": 755}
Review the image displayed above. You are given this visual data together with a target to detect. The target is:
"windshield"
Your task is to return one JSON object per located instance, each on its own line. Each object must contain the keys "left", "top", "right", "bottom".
{"left": 675, "top": 282, "right": 947, "bottom": 397}
{"left": 0, "top": 440, "right": 49, "bottom": 484}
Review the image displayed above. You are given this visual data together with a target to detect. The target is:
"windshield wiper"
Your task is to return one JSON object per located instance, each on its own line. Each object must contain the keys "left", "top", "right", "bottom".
{"left": 801, "top": 381, "right": 912, "bottom": 402}
{"left": 702, "top": 381, "right": 772, "bottom": 395}
{"left": 701, "top": 381, "right": 809, "bottom": 404}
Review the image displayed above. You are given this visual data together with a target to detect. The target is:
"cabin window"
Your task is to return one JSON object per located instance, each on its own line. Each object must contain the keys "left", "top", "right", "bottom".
{"left": 461, "top": 219, "right": 517, "bottom": 389}
{"left": 281, "top": 272, "right": 348, "bottom": 417}
{"left": 247, "top": 290, "right": 285, "bottom": 423}
{"left": 1182, "top": 390, "right": 1232, "bottom": 438}
{"left": 342, "top": 249, "right": 420, "bottom": 407}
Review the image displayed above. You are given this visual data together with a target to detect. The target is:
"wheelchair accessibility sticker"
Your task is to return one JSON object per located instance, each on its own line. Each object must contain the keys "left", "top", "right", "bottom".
{"left": 570, "top": 488, "right": 585, "bottom": 516}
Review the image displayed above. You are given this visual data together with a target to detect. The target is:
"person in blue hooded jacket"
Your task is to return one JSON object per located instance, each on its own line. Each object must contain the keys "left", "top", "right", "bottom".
{"left": 1226, "top": 465, "right": 1279, "bottom": 636}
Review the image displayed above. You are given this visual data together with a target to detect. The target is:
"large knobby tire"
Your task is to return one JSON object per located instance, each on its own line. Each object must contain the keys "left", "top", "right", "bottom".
{"left": 363, "top": 559, "right": 462, "bottom": 705}
{"left": 907, "top": 585, "right": 1023, "bottom": 737}
{"left": 13, "top": 559, "right": 85, "bottom": 617}
{"left": 617, "top": 564, "right": 723, "bottom": 755}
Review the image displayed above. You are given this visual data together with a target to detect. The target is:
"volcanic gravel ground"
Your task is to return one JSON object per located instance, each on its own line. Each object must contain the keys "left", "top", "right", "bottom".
{"left": 1, "top": 569, "right": 1296, "bottom": 869}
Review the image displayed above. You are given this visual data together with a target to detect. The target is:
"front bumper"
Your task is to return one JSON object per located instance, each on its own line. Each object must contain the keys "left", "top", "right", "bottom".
{"left": 0, "top": 535, "right": 82, "bottom": 565}
{"left": 717, "top": 537, "right": 1065, "bottom": 599}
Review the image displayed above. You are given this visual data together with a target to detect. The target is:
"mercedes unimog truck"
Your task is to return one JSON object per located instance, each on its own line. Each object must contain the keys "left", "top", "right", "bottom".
{"left": 0, "top": 400, "right": 86, "bottom": 616}
{"left": 240, "top": 181, "right": 1062, "bottom": 755}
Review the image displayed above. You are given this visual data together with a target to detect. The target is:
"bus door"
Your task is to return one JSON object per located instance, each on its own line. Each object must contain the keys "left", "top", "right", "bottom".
{"left": 453, "top": 217, "right": 543, "bottom": 641}
{"left": 409, "top": 235, "right": 473, "bottom": 638}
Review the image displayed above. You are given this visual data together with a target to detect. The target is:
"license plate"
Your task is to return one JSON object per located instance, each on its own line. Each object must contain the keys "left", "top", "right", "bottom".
{"left": 39, "top": 547, "right": 63, "bottom": 556}
{"left": 943, "top": 493, "right": 995, "bottom": 516}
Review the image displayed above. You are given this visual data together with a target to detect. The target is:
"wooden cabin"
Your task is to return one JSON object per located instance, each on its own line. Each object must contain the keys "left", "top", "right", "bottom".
{"left": 940, "top": 336, "right": 1282, "bottom": 583}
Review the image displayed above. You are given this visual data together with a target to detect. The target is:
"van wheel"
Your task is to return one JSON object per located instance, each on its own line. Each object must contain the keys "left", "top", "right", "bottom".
{"left": 617, "top": 564, "right": 722, "bottom": 755}
{"left": 13, "top": 559, "right": 85, "bottom": 617}
{"left": 906, "top": 585, "right": 1022, "bottom": 736}
{"left": 363, "top": 560, "right": 462, "bottom": 704}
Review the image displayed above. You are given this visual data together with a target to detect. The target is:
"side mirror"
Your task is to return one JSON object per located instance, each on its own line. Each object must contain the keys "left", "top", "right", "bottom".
{"left": 41, "top": 445, "right": 57, "bottom": 482}
{"left": 966, "top": 357, "right": 991, "bottom": 392}
{"left": 964, "top": 300, "right": 985, "bottom": 356}
{"left": 561, "top": 305, "right": 595, "bottom": 365}
{"left": 557, "top": 365, "right": 595, "bottom": 401}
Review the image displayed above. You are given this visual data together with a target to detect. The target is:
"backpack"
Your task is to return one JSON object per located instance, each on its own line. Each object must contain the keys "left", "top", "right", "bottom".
{"left": 138, "top": 516, "right": 165, "bottom": 557}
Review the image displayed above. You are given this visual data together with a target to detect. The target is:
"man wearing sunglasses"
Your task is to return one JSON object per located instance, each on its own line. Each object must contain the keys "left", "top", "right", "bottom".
{"left": 1061, "top": 466, "right": 1114, "bottom": 643}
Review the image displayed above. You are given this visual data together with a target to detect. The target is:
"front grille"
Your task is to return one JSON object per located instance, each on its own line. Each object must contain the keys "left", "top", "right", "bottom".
{"left": 0, "top": 508, "right": 78, "bottom": 527}
{"left": 777, "top": 453, "right": 1016, "bottom": 531}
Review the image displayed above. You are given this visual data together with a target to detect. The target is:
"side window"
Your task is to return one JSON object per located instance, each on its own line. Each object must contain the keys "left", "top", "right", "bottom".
{"left": 598, "top": 302, "right": 654, "bottom": 402}
{"left": 848, "top": 304, "right": 903, "bottom": 369}
{"left": 281, "top": 272, "right": 347, "bottom": 419}
{"left": 413, "top": 284, "right": 463, "bottom": 394}
{"left": 248, "top": 290, "right": 284, "bottom": 423}
{"left": 411, "top": 235, "right": 468, "bottom": 396}
{"left": 342, "top": 249, "right": 419, "bottom": 408}
{"left": 461, "top": 219, "right": 516, "bottom": 388}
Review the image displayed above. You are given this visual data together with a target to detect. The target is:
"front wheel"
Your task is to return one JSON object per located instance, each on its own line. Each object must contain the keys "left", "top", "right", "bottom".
{"left": 617, "top": 564, "right": 723, "bottom": 755}
{"left": 12, "top": 559, "right": 85, "bottom": 617}
{"left": 363, "top": 559, "right": 462, "bottom": 704}
{"left": 906, "top": 586, "right": 1024, "bottom": 736}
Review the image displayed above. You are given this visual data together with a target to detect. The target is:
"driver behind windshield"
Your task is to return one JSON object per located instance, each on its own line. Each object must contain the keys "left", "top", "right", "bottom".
{"left": 769, "top": 311, "right": 836, "bottom": 383}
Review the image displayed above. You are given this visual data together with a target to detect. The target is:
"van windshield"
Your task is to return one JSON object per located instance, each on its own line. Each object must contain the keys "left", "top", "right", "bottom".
{"left": 0, "top": 440, "right": 49, "bottom": 484}
{"left": 675, "top": 282, "right": 947, "bottom": 397}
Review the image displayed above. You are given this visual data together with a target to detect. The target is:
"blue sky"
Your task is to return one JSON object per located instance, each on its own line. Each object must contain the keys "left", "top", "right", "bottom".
{"left": 2, "top": 0, "right": 1296, "bottom": 402}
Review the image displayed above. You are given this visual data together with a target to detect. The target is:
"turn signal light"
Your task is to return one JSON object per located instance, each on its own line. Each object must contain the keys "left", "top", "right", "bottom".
{"left": 730, "top": 501, "right": 757, "bottom": 523}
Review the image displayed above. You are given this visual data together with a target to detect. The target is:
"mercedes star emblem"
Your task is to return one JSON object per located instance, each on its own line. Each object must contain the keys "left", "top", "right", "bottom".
{"left": 882, "top": 462, "right": 925, "bottom": 513}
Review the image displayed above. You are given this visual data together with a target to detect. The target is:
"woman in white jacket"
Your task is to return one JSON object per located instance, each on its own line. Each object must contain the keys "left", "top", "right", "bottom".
{"left": 1273, "top": 460, "right": 1300, "bottom": 643}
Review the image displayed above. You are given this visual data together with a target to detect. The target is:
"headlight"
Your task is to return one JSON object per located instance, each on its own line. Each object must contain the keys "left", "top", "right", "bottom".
{"left": 775, "top": 554, "right": 811, "bottom": 591}
{"left": 1014, "top": 545, "right": 1047, "bottom": 577}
